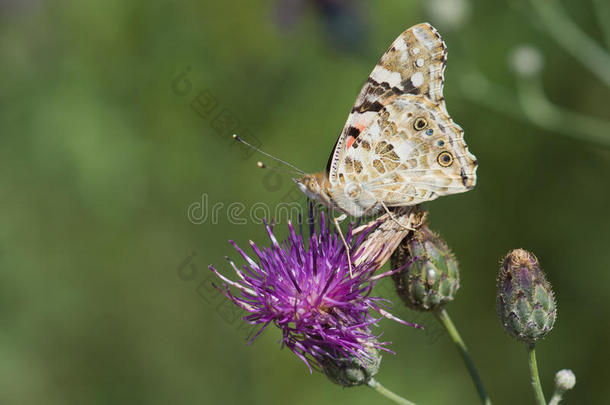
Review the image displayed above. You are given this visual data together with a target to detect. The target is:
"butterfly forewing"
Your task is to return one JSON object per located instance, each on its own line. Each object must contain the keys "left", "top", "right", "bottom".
{"left": 327, "top": 23, "right": 449, "bottom": 183}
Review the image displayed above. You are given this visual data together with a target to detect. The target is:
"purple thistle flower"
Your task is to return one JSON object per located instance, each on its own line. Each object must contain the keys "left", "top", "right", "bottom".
{"left": 209, "top": 210, "right": 420, "bottom": 371}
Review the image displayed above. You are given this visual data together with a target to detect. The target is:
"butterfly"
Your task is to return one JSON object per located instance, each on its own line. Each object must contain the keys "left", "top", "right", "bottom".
{"left": 295, "top": 23, "right": 477, "bottom": 220}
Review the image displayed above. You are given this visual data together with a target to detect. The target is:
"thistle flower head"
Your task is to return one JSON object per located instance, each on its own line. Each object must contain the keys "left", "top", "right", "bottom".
{"left": 496, "top": 249, "right": 556, "bottom": 343}
{"left": 209, "top": 210, "right": 417, "bottom": 372}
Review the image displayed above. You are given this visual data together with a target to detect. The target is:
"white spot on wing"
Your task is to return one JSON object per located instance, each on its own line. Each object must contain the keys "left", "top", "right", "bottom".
{"left": 411, "top": 72, "right": 424, "bottom": 87}
{"left": 395, "top": 140, "right": 415, "bottom": 160}
{"left": 371, "top": 65, "right": 402, "bottom": 87}
{"left": 416, "top": 58, "right": 424, "bottom": 67}
{"left": 352, "top": 111, "right": 377, "bottom": 128}
{"left": 394, "top": 38, "right": 408, "bottom": 51}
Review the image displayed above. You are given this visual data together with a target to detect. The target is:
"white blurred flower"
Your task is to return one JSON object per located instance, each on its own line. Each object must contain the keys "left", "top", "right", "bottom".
{"left": 554, "top": 369, "right": 576, "bottom": 392}
{"left": 425, "top": 0, "right": 471, "bottom": 30}
{"left": 509, "top": 45, "right": 544, "bottom": 77}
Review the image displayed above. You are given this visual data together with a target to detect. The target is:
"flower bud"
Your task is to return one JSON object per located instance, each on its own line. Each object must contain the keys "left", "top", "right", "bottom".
{"left": 496, "top": 249, "right": 556, "bottom": 343}
{"left": 391, "top": 226, "right": 460, "bottom": 311}
{"left": 509, "top": 45, "right": 543, "bottom": 77}
{"left": 425, "top": 0, "right": 471, "bottom": 31}
{"left": 320, "top": 346, "right": 381, "bottom": 387}
{"left": 554, "top": 369, "right": 576, "bottom": 392}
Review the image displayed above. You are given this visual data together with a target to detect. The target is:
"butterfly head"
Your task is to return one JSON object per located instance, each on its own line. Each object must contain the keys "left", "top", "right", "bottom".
{"left": 295, "top": 172, "right": 333, "bottom": 207}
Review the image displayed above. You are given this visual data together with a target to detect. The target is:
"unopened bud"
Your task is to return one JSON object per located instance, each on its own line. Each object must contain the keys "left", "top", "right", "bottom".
{"left": 320, "top": 346, "right": 381, "bottom": 387}
{"left": 554, "top": 369, "right": 576, "bottom": 392}
{"left": 391, "top": 226, "right": 459, "bottom": 311}
{"left": 496, "top": 249, "right": 556, "bottom": 343}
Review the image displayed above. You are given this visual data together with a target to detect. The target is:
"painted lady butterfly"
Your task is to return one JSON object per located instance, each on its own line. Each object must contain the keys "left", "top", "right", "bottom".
{"left": 295, "top": 23, "right": 477, "bottom": 218}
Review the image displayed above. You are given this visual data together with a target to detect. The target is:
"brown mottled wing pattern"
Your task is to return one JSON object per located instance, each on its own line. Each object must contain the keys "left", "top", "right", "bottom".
{"left": 328, "top": 23, "right": 477, "bottom": 214}
{"left": 338, "top": 95, "right": 477, "bottom": 208}
{"left": 327, "top": 23, "right": 448, "bottom": 184}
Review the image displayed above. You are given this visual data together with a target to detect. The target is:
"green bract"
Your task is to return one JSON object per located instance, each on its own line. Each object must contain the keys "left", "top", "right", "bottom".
{"left": 496, "top": 249, "right": 556, "bottom": 343}
{"left": 320, "top": 346, "right": 381, "bottom": 387}
{"left": 391, "top": 226, "right": 460, "bottom": 311}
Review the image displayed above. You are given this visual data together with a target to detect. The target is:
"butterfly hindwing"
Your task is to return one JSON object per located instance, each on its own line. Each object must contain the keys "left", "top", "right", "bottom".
{"left": 335, "top": 94, "right": 477, "bottom": 209}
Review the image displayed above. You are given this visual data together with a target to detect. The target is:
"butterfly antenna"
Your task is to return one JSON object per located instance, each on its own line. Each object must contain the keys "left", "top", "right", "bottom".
{"left": 233, "top": 134, "right": 306, "bottom": 175}
{"left": 256, "top": 161, "right": 302, "bottom": 177}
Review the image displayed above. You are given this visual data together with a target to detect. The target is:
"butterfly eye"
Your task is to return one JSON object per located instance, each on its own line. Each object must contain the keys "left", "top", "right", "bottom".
{"left": 437, "top": 151, "right": 453, "bottom": 167}
{"left": 426, "top": 129, "right": 434, "bottom": 136}
{"left": 413, "top": 117, "right": 428, "bottom": 131}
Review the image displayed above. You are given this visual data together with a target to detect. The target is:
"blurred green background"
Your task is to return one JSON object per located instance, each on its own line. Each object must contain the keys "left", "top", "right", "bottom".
{"left": 2, "top": 0, "right": 609, "bottom": 404}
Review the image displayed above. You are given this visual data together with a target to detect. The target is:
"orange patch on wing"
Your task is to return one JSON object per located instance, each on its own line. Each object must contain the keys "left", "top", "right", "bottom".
{"left": 346, "top": 124, "right": 365, "bottom": 150}
{"left": 346, "top": 136, "right": 356, "bottom": 149}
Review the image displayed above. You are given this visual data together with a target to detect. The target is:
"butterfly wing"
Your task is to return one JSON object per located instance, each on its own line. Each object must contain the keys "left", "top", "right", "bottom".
{"left": 341, "top": 94, "right": 477, "bottom": 208}
{"left": 327, "top": 22, "right": 449, "bottom": 183}
{"left": 327, "top": 23, "right": 477, "bottom": 215}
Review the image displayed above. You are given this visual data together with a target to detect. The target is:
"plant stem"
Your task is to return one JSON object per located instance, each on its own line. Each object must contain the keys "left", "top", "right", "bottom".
{"left": 368, "top": 378, "right": 417, "bottom": 405}
{"left": 529, "top": 0, "right": 610, "bottom": 87}
{"left": 548, "top": 391, "right": 563, "bottom": 405}
{"left": 434, "top": 308, "right": 492, "bottom": 405}
{"left": 592, "top": 0, "right": 610, "bottom": 49}
{"left": 459, "top": 70, "right": 610, "bottom": 148}
{"left": 527, "top": 344, "right": 546, "bottom": 405}
{"left": 516, "top": 76, "right": 610, "bottom": 147}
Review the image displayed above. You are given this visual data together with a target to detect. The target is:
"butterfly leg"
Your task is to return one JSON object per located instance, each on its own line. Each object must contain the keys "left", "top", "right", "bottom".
{"left": 380, "top": 202, "right": 415, "bottom": 231}
{"left": 333, "top": 214, "right": 354, "bottom": 277}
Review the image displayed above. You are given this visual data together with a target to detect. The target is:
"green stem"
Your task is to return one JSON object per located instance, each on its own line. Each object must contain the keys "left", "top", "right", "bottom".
{"left": 368, "top": 378, "right": 417, "bottom": 405}
{"left": 434, "top": 308, "right": 492, "bottom": 405}
{"left": 528, "top": 344, "right": 547, "bottom": 405}
{"left": 516, "top": 75, "right": 610, "bottom": 147}
{"left": 548, "top": 391, "right": 563, "bottom": 405}
{"left": 459, "top": 71, "right": 525, "bottom": 120}
{"left": 592, "top": 0, "right": 610, "bottom": 49}
{"left": 529, "top": 0, "right": 610, "bottom": 87}
{"left": 459, "top": 71, "right": 610, "bottom": 147}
